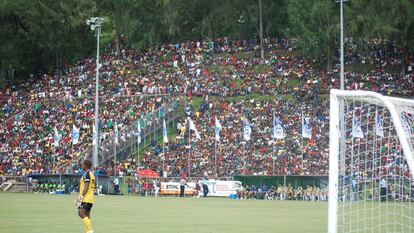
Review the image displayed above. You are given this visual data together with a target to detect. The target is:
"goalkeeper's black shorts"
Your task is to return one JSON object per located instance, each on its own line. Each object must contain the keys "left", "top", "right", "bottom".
{"left": 79, "top": 202, "right": 93, "bottom": 211}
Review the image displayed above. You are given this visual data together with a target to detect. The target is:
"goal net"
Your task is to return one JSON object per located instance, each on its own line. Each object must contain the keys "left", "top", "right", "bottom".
{"left": 328, "top": 89, "right": 414, "bottom": 233}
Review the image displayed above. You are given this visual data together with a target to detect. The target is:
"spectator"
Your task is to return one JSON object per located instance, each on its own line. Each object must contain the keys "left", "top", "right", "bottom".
{"left": 202, "top": 179, "right": 209, "bottom": 197}
{"left": 113, "top": 177, "right": 120, "bottom": 194}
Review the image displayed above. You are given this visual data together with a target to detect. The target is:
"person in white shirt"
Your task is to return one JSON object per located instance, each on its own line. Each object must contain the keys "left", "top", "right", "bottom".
{"left": 114, "top": 177, "right": 120, "bottom": 194}
{"left": 179, "top": 178, "right": 186, "bottom": 197}
{"left": 380, "top": 178, "right": 387, "bottom": 202}
{"left": 152, "top": 179, "right": 159, "bottom": 197}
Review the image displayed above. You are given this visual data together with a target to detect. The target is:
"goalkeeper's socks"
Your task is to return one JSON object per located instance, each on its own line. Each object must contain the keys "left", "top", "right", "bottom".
{"left": 82, "top": 217, "right": 92, "bottom": 232}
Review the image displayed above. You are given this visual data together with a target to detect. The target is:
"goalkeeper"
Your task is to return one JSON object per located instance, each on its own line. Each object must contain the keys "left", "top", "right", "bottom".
{"left": 76, "top": 159, "right": 95, "bottom": 233}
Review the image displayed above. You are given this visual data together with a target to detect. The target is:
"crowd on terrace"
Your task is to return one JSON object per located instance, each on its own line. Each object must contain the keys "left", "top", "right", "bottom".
{"left": 1, "top": 36, "right": 413, "bottom": 177}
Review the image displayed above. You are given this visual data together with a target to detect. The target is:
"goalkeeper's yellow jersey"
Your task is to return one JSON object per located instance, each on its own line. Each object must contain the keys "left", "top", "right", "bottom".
{"left": 79, "top": 170, "right": 95, "bottom": 204}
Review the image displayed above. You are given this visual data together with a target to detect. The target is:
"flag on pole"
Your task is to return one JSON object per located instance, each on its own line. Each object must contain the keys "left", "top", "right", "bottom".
{"left": 92, "top": 124, "right": 97, "bottom": 145}
{"left": 188, "top": 117, "right": 201, "bottom": 140}
{"left": 114, "top": 122, "right": 119, "bottom": 144}
{"left": 352, "top": 115, "right": 364, "bottom": 138}
{"left": 273, "top": 114, "right": 285, "bottom": 139}
{"left": 163, "top": 118, "right": 168, "bottom": 143}
{"left": 72, "top": 124, "right": 80, "bottom": 145}
{"left": 215, "top": 117, "right": 222, "bottom": 142}
{"left": 375, "top": 110, "right": 384, "bottom": 137}
{"left": 53, "top": 127, "right": 61, "bottom": 147}
{"left": 243, "top": 118, "right": 252, "bottom": 141}
{"left": 302, "top": 114, "right": 312, "bottom": 139}
{"left": 134, "top": 120, "right": 142, "bottom": 144}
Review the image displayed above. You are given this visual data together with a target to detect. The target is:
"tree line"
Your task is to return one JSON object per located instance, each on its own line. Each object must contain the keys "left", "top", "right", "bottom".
{"left": 0, "top": 0, "right": 413, "bottom": 83}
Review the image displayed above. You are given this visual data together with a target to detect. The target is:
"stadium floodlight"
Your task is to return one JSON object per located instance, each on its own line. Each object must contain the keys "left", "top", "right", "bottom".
{"left": 86, "top": 17, "right": 104, "bottom": 169}
{"left": 86, "top": 17, "right": 104, "bottom": 26}
{"left": 328, "top": 89, "right": 414, "bottom": 233}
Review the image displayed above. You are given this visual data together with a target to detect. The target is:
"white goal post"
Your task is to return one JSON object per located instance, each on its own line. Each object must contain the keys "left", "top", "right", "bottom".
{"left": 329, "top": 89, "right": 414, "bottom": 233}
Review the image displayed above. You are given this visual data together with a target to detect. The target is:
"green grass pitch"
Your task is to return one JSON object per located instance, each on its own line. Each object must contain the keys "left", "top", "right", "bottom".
{"left": 0, "top": 193, "right": 328, "bottom": 233}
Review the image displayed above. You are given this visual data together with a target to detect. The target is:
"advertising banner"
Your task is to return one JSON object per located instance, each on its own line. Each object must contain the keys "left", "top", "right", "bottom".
{"left": 159, "top": 180, "right": 242, "bottom": 197}
{"left": 159, "top": 181, "right": 196, "bottom": 195}
{"left": 204, "top": 180, "right": 242, "bottom": 197}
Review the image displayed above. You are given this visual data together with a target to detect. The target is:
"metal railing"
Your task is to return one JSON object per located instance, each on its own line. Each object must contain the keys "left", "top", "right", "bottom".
{"left": 55, "top": 96, "right": 185, "bottom": 173}
{"left": 0, "top": 176, "right": 29, "bottom": 192}
{"left": 100, "top": 98, "right": 185, "bottom": 164}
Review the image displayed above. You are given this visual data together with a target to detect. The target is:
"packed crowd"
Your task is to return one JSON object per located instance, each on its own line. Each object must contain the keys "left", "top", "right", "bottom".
{"left": 1, "top": 36, "right": 413, "bottom": 177}
{"left": 0, "top": 44, "right": 180, "bottom": 175}
{"left": 129, "top": 97, "right": 329, "bottom": 177}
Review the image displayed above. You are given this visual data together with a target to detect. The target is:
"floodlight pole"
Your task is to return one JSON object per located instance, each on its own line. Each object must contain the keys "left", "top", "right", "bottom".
{"left": 87, "top": 17, "right": 104, "bottom": 170}
{"left": 338, "top": 0, "right": 347, "bottom": 173}
{"left": 336, "top": 0, "right": 348, "bottom": 178}
{"left": 94, "top": 23, "right": 100, "bottom": 170}
{"left": 339, "top": 0, "right": 345, "bottom": 90}
{"left": 338, "top": 0, "right": 348, "bottom": 178}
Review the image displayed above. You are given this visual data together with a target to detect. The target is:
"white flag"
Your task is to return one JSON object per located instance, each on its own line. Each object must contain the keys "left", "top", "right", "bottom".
{"left": 302, "top": 114, "right": 312, "bottom": 139}
{"left": 72, "top": 124, "right": 80, "bottom": 145}
{"left": 114, "top": 122, "right": 119, "bottom": 144}
{"left": 215, "top": 117, "right": 222, "bottom": 142}
{"left": 163, "top": 118, "right": 168, "bottom": 143}
{"left": 133, "top": 120, "right": 142, "bottom": 144}
{"left": 189, "top": 117, "right": 201, "bottom": 140}
{"left": 273, "top": 114, "right": 285, "bottom": 139}
{"left": 92, "top": 124, "right": 97, "bottom": 145}
{"left": 136, "top": 120, "right": 142, "bottom": 144}
{"left": 243, "top": 119, "right": 252, "bottom": 141}
{"left": 352, "top": 115, "right": 364, "bottom": 138}
{"left": 375, "top": 110, "right": 384, "bottom": 137}
{"left": 53, "top": 127, "right": 61, "bottom": 147}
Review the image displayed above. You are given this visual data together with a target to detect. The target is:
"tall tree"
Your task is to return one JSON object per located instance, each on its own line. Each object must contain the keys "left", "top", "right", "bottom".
{"left": 288, "top": 0, "right": 339, "bottom": 71}
{"left": 349, "top": 0, "right": 414, "bottom": 74}
{"left": 0, "top": 0, "right": 292, "bottom": 81}
{"left": 0, "top": 0, "right": 96, "bottom": 80}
